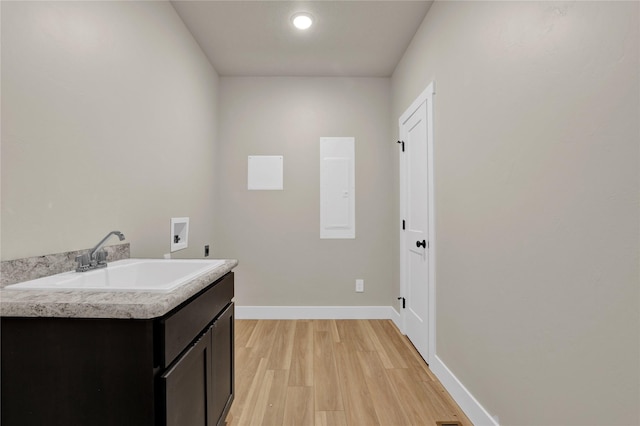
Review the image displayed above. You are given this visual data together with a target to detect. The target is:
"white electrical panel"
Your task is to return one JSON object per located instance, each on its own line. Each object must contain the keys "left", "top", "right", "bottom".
{"left": 320, "top": 137, "right": 355, "bottom": 239}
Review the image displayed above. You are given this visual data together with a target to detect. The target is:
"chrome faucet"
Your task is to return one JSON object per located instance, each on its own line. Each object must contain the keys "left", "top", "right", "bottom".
{"left": 76, "top": 231, "right": 126, "bottom": 272}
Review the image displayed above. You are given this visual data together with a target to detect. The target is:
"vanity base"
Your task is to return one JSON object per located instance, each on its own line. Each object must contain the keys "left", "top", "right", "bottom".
{"left": 1, "top": 272, "right": 235, "bottom": 426}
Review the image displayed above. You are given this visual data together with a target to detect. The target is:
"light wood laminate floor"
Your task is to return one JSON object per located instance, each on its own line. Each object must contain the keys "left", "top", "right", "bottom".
{"left": 225, "top": 320, "right": 471, "bottom": 426}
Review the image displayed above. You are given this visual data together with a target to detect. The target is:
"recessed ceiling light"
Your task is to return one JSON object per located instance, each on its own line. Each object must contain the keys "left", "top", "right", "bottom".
{"left": 292, "top": 12, "right": 313, "bottom": 30}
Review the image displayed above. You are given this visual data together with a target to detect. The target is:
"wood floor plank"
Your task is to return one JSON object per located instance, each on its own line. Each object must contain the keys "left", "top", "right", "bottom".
{"left": 289, "top": 321, "right": 313, "bottom": 386}
{"left": 360, "top": 320, "right": 392, "bottom": 368}
{"left": 314, "top": 320, "right": 331, "bottom": 332}
{"left": 228, "top": 346, "right": 263, "bottom": 421}
{"left": 369, "top": 320, "right": 412, "bottom": 369}
{"left": 249, "top": 369, "right": 275, "bottom": 425}
{"left": 334, "top": 341, "right": 380, "bottom": 426}
{"left": 314, "top": 320, "right": 340, "bottom": 342}
{"left": 422, "top": 379, "right": 472, "bottom": 425}
{"left": 386, "top": 367, "right": 442, "bottom": 425}
{"left": 246, "top": 320, "right": 280, "bottom": 359}
{"left": 268, "top": 320, "right": 296, "bottom": 370}
{"left": 260, "top": 369, "right": 289, "bottom": 426}
{"left": 357, "top": 351, "right": 411, "bottom": 426}
{"left": 400, "top": 333, "right": 439, "bottom": 382}
{"left": 328, "top": 320, "right": 341, "bottom": 343}
{"left": 313, "top": 331, "right": 344, "bottom": 411}
{"left": 335, "top": 320, "right": 374, "bottom": 351}
{"left": 283, "top": 386, "right": 314, "bottom": 426}
{"left": 377, "top": 319, "right": 432, "bottom": 381}
{"left": 314, "top": 411, "right": 348, "bottom": 426}
{"left": 385, "top": 319, "right": 440, "bottom": 382}
{"left": 236, "top": 357, "right": 269, "bottom": 425}
{"left": 235, "top": 319, "right": 258, "bottom": 348}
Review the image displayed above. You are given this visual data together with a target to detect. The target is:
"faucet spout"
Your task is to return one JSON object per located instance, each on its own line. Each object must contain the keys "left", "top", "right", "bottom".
{"left": 90, "top": 231, "right": 125, "bottom": 261}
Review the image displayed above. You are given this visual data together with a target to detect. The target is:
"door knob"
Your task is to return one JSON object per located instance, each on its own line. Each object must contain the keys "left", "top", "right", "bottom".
{"left": 416, "top": 240, "right": 426, "bottom": 248}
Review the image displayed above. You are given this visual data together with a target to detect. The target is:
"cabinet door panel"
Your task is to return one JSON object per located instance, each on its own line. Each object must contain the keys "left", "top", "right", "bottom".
{"left": 162, "top": 328, "right": 213, "bottom": 426}
{"left": 162, "top": 272, "right": 234, "bottom": 367}
{"left": 211, "top": 302, "right": 235, "bottom": 426}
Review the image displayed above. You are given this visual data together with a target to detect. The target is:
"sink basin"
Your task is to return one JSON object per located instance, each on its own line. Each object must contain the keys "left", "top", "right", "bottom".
{"left": 5, "top": 258, "right": 226, "bottom": 292}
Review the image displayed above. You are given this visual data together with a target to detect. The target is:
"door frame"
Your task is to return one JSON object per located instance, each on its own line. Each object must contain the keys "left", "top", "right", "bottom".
{"left": 399, "top": 81, "right": 436, "bottom": 364}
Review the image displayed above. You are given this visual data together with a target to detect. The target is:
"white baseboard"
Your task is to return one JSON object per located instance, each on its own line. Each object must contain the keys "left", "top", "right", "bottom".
{"left": 235, "top": 305, "right": 396, "bottom": 320}
{"left": 389, "top": 306, "right": 402, "bottom": 330}
{"left": 430, "top": 355, "right": 499, "bottom": 426}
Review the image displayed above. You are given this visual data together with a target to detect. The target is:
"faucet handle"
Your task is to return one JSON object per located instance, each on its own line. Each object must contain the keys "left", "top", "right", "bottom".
{"left": 75, "top": 254, "right": 90, "bottom": 272}
{"left": 95, "top": 249, "right": 108, "bottom": 265}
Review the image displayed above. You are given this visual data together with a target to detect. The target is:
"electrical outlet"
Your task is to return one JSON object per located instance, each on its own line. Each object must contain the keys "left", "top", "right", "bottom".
{"left": 204, "top": 245, "right": 210, "bottom": 257}
{"left": 356, "top": 279, "right": 364, "bottom": 293}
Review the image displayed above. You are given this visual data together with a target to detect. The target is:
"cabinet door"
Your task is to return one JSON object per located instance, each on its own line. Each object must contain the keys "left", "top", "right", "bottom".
{"left": 211, "top": 302, "right": 235, "bottom": 426}
{"left": 162, "top": 328, "right": 213, "bottom": 426}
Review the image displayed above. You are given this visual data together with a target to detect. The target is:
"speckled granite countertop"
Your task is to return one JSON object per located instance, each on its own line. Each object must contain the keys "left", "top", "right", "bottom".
{"left": 0, "top": 259, "right": 237, "bottom": 319}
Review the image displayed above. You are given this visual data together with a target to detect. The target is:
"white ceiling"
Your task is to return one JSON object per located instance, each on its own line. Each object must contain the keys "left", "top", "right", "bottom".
{"left": 170, "top": 1, "right": 433, "bottom": 77}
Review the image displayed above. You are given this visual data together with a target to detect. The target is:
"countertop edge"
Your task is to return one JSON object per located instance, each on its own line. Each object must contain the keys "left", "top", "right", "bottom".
{"left": 0, "top": 259, "right": 238, "bottom": 320}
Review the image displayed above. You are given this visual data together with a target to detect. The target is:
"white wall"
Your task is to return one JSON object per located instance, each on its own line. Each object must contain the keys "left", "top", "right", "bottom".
{"left": 392, "top": 1, "right": 639, "bottom": 424}
{"left": 1, "top": 1, "right": 219, "bottom": 260}
{"left": 215, "top": 77, "right": 395, "bottom": 307}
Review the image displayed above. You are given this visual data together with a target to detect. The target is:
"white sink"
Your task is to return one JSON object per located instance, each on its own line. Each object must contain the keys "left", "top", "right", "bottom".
{"left": 5, "top": 258, "right": 226, "bottom": 292}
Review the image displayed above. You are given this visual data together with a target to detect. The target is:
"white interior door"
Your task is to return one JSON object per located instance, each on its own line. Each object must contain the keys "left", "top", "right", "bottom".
{"left": 399, "top": 84, "right": 435, "bottom": 364}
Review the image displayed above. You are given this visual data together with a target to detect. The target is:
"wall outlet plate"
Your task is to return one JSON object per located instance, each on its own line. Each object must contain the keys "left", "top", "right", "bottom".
{"left": 204, "top": 245, "right": 210, "bottom": 257}
{"left": 356, "top": 279, "right": 364, "bottom": 293}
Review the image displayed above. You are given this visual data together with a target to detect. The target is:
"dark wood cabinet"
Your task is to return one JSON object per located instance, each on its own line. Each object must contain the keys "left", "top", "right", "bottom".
{"left": 211, "top": 302, "right": 234, "bottom": 425}
{"left": 163, "top": 327, "right": 213, "bottom": 426}
{"left": 161, "top": 301, "right": 234, "bottom": 426}
{"left": 1, "top": 272, "right": 234, "bottom": 426}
